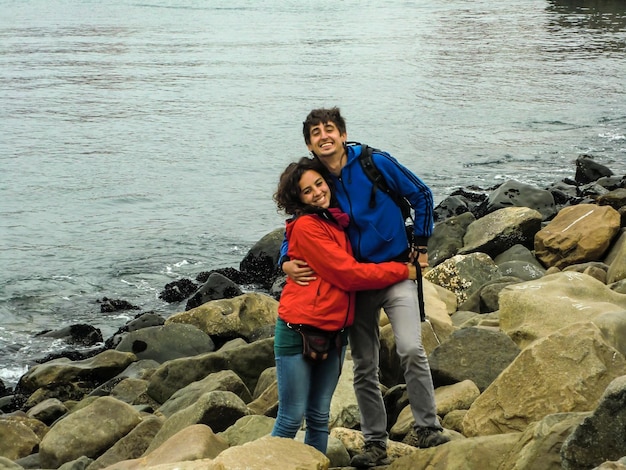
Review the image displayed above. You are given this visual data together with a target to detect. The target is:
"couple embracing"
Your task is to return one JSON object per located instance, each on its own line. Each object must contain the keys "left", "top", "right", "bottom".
{"left": 271, "top": 107, "right": 449, "bottom": 468}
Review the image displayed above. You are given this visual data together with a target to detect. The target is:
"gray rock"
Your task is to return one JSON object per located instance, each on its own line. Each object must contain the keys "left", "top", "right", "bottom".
{"left": 115, "top": 323, "right": 214, "bottom": 363}
{"left": 429, "top": 212, "right": 476, "bottom": 267}
{"left": 485, "top": 179, "right": 556, "bottom": 220}
{"left": 185, "top": 272, "right": 243, "bottom": 311}
{"left": 429, "top": 327, "right": 520, "bottom": 391}
{"left": 459, "top": 206, "right": 543, "bottom": 259}
{"left": 561, "top": 375, "right": 626, "bottom": 470}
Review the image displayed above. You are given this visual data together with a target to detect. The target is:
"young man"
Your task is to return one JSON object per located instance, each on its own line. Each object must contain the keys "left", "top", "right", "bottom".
{"left": 281, "top": 107, "right": 449, "bottom": 467}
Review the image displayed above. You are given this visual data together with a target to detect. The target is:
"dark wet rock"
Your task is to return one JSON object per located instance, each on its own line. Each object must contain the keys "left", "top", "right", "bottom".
{"left": 97, "top": 297, "right": 140, "bottom": 313}
{"left": 575, "top": 154, "right": 613, "bottom": 184}
{"left": 196, "top": 267, "right": 255, "bottom": 285}
{"left": 0, "top": 378, "right": 9, "bottom": 397}
{"left": 429, "top": 212, "right": 475, "bottom": 267}
{"left": 104, "top": 312, "right": 166, "bottom": 349}
{"left": 239, "top": 228, "right": 284, "bottom": 288}
{"left": 158, "top": 278, "right": 198, "bottom": 303}
{"left": 561, "top": 375, "right": 626, "bottom": 470}
{"left": 597, "top": 187, "right": 626, "bottom": 212}
{"left": 185, "top": 272, "right": 243, "bottom": 310}
{"left": 429, "top": 327, "right": 521, "bottom": 392}
{"left": 546, "top": 180, "right": 582, "bottom": 207}
{"left": 434, "top": 195, "right": 470, "bottom": 222}
{"left": 597, "top": 175, "right": 625, "bottom": 191}
{"left": 484, "top": 180, "right": 556, "bottom": 221}
{"left": 36, "top": 324, "right": 103, "bottom": 347}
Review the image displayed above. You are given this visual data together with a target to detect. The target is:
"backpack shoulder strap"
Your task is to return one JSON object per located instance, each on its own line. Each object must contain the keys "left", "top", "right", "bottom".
{"left": 353, "top": 143, "right": 411, "bottom": 220}
{"left": 350, "top": 142, "right": 391, "bottom": 209}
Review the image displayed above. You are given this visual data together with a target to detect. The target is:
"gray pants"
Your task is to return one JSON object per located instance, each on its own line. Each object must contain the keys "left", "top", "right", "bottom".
{"left": 349, "top": 279, "right": 441, "bottom": 445}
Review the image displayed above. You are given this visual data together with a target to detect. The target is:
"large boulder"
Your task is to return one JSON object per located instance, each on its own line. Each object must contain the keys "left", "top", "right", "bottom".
{"left": 38, "top": 396, "right": 142, "bottom": 468}
{"left": 428, "top": 327, "right": 521, "bottom": 392}
{"left": 424, "top": 252, "right": 501, "bottom": 306}
{"left": 459, "top": 206, "right": 543, "bottom": 259}
{"left": 0, "top": 419, "right": 40, "bottom": 461}
{"left": 428, "top": 212, "right": 475, "bottom": 267}
{"left": 115, "top": 323, "right": 215, "bottom": 363}
{"left": 239, "top": 227, "right": 284, "bottom": 288}
{"left": 607, "top": 230, "right": 626, "bottom": 284}
{"left": 461, "top": 322, "right": 626, "bottom": 437}
{"left": 147, "top": 338, "right": 275, "bottom": 404}
{"left": 388, "top": 433, "right": 521, "bottom": 470}
{"left": 535, "top": 204, "right": 621, "bottom": 269}
{"left": 18, "top": 350, "right": 137, "bottom": 396}
{"left": 157, "top": 370, "right": 252, "bottom": 417}
{"left": 166, "top": 292, "right": 278, "bottom": 343}
{"left": 498, "top": 412, "right": 588, "bottom": 470}
{"left": 499, "top": 272, "right": 626, "bottom": 349}
{"left": 484, "top": 180, "right": 556, "bottom": 220}
{"left": 104, "top": 424, "right": 228, "bottom": 470}
{"left": 145, "top": 391, "right": 248, "bottom": 454}
{"left": 185, "top": 272, "right": 243, "bottom": 311}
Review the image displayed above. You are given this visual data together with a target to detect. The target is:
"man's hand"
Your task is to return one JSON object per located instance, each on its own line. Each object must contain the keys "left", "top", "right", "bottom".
{"left": 282, "top": 259, "right": 317, "bottom": 286}
{"left": 409, "top": 245, "right": 429, "bottom": 270}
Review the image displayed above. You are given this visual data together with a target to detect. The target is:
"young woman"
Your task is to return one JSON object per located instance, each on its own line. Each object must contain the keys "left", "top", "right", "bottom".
{"left": 270, "top": 157, "right": 418, "bottom": 454}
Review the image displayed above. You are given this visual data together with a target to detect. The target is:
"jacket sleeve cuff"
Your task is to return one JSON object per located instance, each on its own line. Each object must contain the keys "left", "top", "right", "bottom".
{"left": 278, "top": 254, "right": 290, "bottom": 269}
{"left": 413, "top": 236, "right": 429, "bottom": 247}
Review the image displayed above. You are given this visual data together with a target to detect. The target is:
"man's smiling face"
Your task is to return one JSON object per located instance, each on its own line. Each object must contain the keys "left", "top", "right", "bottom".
{"left": 306, "top": 121, "right": 346, "bottom": 159}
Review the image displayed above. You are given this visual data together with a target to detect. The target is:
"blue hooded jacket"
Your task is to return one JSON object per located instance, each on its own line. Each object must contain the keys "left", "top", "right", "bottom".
{"left": 280, "top": 143, "right": 434, "bottom": 263}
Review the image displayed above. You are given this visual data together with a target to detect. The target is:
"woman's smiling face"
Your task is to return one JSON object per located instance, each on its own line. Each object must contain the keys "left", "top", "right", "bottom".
{"left": 299, "top": 170, "right": 331, "bottom": 209}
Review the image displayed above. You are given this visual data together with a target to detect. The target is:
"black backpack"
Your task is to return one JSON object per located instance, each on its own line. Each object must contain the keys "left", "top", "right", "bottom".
{"left": 351, "top": 142, "right": 427, "bottom": 323}
{"left": 350, "top": 142, "right": 413, "bottom": 223}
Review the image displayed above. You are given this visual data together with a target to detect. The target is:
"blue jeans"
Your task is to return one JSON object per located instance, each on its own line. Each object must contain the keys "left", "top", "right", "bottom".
{"left": 271, "top": 348, "right": 345, "bottom": 453}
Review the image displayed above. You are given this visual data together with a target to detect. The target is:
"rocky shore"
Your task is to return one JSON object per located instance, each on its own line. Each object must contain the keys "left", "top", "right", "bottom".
{"left": 1, "top": 154, "right": 625, "bottom": 470}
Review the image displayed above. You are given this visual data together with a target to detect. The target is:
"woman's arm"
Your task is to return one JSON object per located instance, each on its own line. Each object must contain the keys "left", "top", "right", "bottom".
{"left": 291, "top": 216, "right": 410, "bottom": 291}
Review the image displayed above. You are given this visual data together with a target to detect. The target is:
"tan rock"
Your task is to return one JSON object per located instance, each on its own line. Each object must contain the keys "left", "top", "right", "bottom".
{"left": 216, "top": 415, "right": 274, "bottom": 447}
{"left": 39, "top": 396, "right": 142, "bottom": 468}
{"left": 246, "top": 379, "right": 278, "bottom": 417}
{"left": 499, "top": 271, "right": 626, "bottom": 349}
{"left": 434, "top": 380, "right": 481, "bottom": 417}
{"left": 19, "top": 349, "right": 137, "bottom": 395}
{"left": 389, "top": 433, "right": 521, "bottom": 470}
{"left": 535, "top": 204, "right": 621, "bottom": 269}
{"left": 165, "top": 292, "right": 278, "bottom": 341}
{"left": 497, "top": 412, "right": 587, "bottom": 470}
{"left": 88, "top": 415, "right": 164, "bottom": 470}
{"left": 145, "top": 391, "right": 248, "bottom": 454}
{"left": 0, "top": 456, "right": 24, "bottom": 470}
{"left": 461, "top": 322, "right": 626, "bottom": 436}
{"left": 0, "top": 419, "right": 39, "bottom": 460}
{"left": 158, "top": 370, "right": 252, "bottom": 418}
{"left": 441, "top": 410, "right": 467, "bottom": 433}
{"left": 209, "top": 435, "right": 329, "bottom": 470}
{"left": 103, "top": 424, "right": 228, "bottom": 470}
{"left": 607, "top": 230, "right": 626, "bottom": 284}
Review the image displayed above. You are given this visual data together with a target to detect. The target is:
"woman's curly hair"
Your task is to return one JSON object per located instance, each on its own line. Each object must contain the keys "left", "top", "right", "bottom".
{"left": 274, "top": 157, "right": 333, "bottom": 216}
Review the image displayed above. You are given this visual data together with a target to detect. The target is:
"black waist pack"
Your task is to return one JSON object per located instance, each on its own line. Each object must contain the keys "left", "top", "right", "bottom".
{"left": 288, "top": 323, "right": 342, "bottom": 361}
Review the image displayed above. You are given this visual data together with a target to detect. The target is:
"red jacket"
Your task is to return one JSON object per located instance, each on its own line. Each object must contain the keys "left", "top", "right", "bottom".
{"left": 278, "top": 209, "right": 409, "bottom": 331}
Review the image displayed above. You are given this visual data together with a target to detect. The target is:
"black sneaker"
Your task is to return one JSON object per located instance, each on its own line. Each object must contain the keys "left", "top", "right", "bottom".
{"left": 349, "top": 441, "right": 391, "bottom": 468}
{"left": 402, "top": 427, "right": 450, "bottom": 448}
